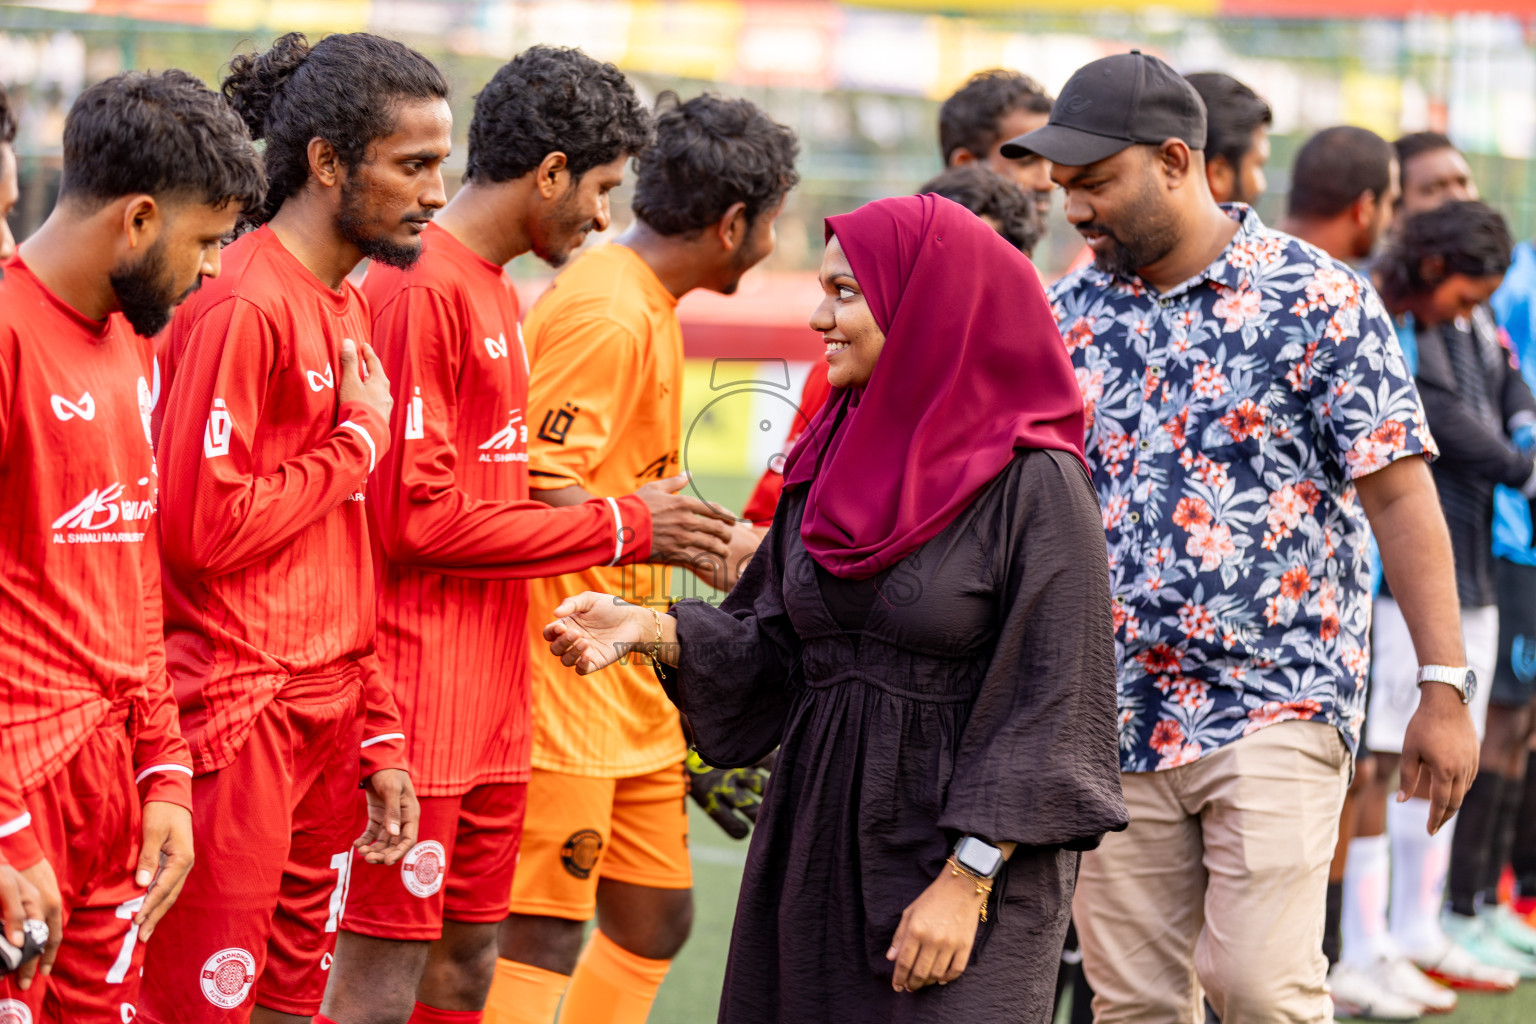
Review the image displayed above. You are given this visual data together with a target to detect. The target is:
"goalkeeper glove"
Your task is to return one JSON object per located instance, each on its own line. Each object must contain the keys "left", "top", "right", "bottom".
{"left": 686, "top": 748, "right": 775, "bottom": 840}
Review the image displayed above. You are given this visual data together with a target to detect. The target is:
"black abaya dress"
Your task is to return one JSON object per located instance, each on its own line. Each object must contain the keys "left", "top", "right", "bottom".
{"left": 657, "top": 448, "right": 1127, "bottom": 1024}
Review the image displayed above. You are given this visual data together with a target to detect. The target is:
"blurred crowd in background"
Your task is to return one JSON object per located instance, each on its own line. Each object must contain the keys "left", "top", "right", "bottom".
{"left": 4, "top": 1, "right": 1536, "bottom": 283}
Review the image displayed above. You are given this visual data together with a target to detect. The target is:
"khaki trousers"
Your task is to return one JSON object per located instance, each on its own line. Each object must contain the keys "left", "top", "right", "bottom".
{"left": 1074, "top": 720, "right": 1350, "bottom": 1024}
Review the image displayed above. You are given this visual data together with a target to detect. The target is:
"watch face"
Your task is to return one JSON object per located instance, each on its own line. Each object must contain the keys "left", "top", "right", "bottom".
{"left": 957, "top": 837, "right": 1003, "bottom": 878}
{"left": 1464, "top": 669, "right": 1478, "bottom": 704}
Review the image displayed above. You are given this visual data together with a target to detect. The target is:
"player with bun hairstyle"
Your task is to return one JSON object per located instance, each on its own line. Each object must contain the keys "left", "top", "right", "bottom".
{"left": 320, "top": 45, "right": 738, "bottom": 1024}
{"left": 138, "top": 31, "right": 449, "bottom": 1024}
{"left": 0, "top": 68, "right": 263, "bottom": 1022}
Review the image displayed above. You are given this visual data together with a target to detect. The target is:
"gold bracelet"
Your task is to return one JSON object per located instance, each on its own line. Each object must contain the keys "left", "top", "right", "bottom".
{"left": 645, "top": 607, "right": 663, "bottom": 663}
{"left": 946, "top": 856, "right": 994, "bottom": 922}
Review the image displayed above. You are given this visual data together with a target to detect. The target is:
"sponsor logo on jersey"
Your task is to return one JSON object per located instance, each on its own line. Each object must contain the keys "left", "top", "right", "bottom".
{"left": 120, "top": 1005, "right": 136, "bottom": 1023}
{"left": 306, "top": 363, "right": 336, "bottom": 392}
{"left": 404, "top": 386, "right": 425, "bottom": 441}
{"left": 477, "top": 410, "right": 528, "bottom": 462}
{"left": 204, "top": 398, "right": 232, "bottom": 458}
{"left": 53, "top": 483, "right": 147, "bottom": 530}
{"left": 50, "top": 391, "right": 95, "bottom": 421}
{"left": 484, "top": 333, "right": 509, "bottom": 360}
{"left": 199, "top": 947, "right": 257, "bottom": 1009}
{"left": 538, "top": 402, "right": 579, "bottom": 446}
{"left": 560, "top": 829, "right": 604, "bottom": 880}
{"left": 50, "top": 482, "right": 153, "bottom": 544}
{"left": 0, "top": 999, "right": 33, "bottom": 1024}
{"left": 401, "top": 840, "right": 446, "bottom": 898}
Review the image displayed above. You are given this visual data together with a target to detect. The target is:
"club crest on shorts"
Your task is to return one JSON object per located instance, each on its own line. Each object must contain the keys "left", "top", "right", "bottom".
{"left": 402, "top": 839, "right": 447, "bottom": 897}
{"left": 199, "top": 947, "right": 256, "bottom": 1009}
{"left": 561, "top": 829, "right": 603, "bottom": 880}
{"left": 0, "top": 998, "right": 33, "bottom": 1024}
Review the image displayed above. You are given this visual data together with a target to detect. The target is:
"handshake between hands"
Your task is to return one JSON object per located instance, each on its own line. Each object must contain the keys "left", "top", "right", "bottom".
{"left": 635, "top": 472, "right": 760, "bottom": 592}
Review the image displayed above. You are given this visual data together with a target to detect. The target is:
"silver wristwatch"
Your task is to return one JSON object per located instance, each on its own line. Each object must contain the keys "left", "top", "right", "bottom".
{"left": 1416, "top": 665, "right": 1477, "bottom": 705}
{"left": 953, "top": 836, "right": 1004, "bottom": 880}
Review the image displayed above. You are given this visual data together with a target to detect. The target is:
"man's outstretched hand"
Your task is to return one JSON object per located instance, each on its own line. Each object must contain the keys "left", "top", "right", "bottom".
{"left": 636, "top": 473, "right": 737, "bottom": 566}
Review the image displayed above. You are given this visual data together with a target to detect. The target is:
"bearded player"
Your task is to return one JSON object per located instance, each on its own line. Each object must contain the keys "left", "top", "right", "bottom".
{"left": 138, "top": 32, "right": 451, "bottom": 1024}
{"left": 0, "top": 70, "right": 263, "bottom": 1021}
{"left": 320, "top": 46, "right": 736, "bottom": 1024}
{"left": 482, "top": 93, "right": 798, "bottom": 1024}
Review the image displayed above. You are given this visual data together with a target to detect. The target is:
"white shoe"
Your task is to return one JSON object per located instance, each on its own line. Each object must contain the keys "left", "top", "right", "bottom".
{"left": 1328, "top": 961, "right": 1425, "bottom": 1020}
{"left": 1369, "top": 955, "right": 1457, "bottom": 1014}
{"left": 1409, "top": 934, "right": 1520, "bottom": 991}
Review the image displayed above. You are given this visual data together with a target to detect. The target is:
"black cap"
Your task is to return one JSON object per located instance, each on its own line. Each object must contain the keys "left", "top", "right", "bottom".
{"left": 1000, "top": 50, "right": 1206, "bottom": 166}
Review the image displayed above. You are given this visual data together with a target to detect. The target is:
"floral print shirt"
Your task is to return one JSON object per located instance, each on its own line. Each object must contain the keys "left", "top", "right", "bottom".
{"left": 1048, "top": 205, "right": 1435, "bottom": 772}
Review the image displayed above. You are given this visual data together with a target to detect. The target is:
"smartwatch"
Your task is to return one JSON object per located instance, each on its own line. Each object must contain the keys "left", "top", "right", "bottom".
{"left": 953, "top": 836, "right": 1004, "bottom": 880}
{"left": 1416, "top": 665, "right": 1477, "bottom": 705}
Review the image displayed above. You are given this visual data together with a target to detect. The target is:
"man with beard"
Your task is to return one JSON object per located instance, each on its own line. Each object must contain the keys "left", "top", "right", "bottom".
{"left": 139, "top": 32, "right": 449, "bottom": 1024}
{"left": 0, "top": 69, "right": 263, "bottom": 1022}
{"left": 320, "top": 47, "right": 737, "bottom": 1024}
{"left": 1027, "top": 51, "right": 1478, "bottom": 1022}
{"left": 484, "top": 92, "right": 798, "bottom": 1024}
{"left": 1279, "top": 126, "right": 1399, "bottom": 266}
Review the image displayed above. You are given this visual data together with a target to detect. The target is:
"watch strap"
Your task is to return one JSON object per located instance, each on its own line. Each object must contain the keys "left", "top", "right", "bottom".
{"left": 1416, "top": 664, "right": 1472, "bottom": 702}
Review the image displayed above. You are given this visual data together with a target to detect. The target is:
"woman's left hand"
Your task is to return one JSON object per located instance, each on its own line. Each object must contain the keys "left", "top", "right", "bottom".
{"left": 885, "top": 865, "right": 987, "bottom": 993}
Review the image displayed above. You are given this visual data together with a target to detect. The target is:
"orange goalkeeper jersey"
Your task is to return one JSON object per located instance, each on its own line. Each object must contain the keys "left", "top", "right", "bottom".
{"left": 524, "top": 243, "right": 688, "bottom": 778}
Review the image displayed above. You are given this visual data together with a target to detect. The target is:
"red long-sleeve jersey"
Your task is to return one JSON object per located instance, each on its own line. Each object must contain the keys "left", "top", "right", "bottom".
{"left": 0, "top": 258, "right": 192, "bottom": 868}
{"left": 154, "top": 227, "right": 406, "bottom": 777}
{"left": 362, "top": 224, "right": 651, "bottom": 796}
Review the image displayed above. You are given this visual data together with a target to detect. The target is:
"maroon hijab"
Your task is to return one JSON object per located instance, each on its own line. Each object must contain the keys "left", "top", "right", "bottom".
{"left": 782, "top": 193, "right": 1087, "bottom": 580}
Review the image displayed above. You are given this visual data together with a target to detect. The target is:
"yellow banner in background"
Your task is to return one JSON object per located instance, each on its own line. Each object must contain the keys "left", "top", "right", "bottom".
{"left": 623, "top": 0, "right": 744, "bottom": 81}
{"left": 1340, "top": 70, "right": 1402, "bottom": 142}
{"left": 680, "top": 358, "right": 814, "bottom": 482}
{"left": 932, "top": 16, "right": 1009, "bottom": 100}
{"left": 206, "top": 0, "right": 370, "bottom": 32}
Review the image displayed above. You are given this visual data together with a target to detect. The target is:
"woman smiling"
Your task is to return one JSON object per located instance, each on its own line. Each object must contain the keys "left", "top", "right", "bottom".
{"left": 541, "top": 194, "right": 1126, "bottom": 1023}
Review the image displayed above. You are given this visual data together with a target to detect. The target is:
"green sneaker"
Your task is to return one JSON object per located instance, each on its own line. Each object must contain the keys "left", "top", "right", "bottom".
{"left": 1486, "top": 903, "right": 1536, "bottom": 957}
{"left": 1442, "top": 910, "right": 1536, "bottom": 979}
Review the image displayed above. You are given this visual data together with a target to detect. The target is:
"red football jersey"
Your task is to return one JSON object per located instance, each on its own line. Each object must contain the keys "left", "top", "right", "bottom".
{"left": 362, "top": 224, "right": 652, "bottom": 796}
{"left": 0, "top": 258, "right": 192, "bottom": 866}
{"left": 155, "top": 227, "right": 406, "bottom": 777}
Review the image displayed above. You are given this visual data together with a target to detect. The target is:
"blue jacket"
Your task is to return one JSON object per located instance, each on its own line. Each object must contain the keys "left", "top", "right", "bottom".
{"left": 1492, "top": 241, "right": 1536, "bottom": 567}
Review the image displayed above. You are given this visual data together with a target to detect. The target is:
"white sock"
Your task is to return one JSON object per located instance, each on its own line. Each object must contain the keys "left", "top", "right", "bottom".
{"left": 1388, "top": 797, "right": 1452, "bottom": 956}
{"left": 1342, "top": 833, "right": 1395, "bottom": 966}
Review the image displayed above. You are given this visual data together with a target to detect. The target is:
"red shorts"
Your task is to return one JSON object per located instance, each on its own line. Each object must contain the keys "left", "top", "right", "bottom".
{"left": 341, "top": 783, "right": 527, "bottom": 941}
{"left": 138, "top": 673, "right": 365, "bottom": 1022}
{"left": 0, "top": 711, "right": 152, "bottom": 1023}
